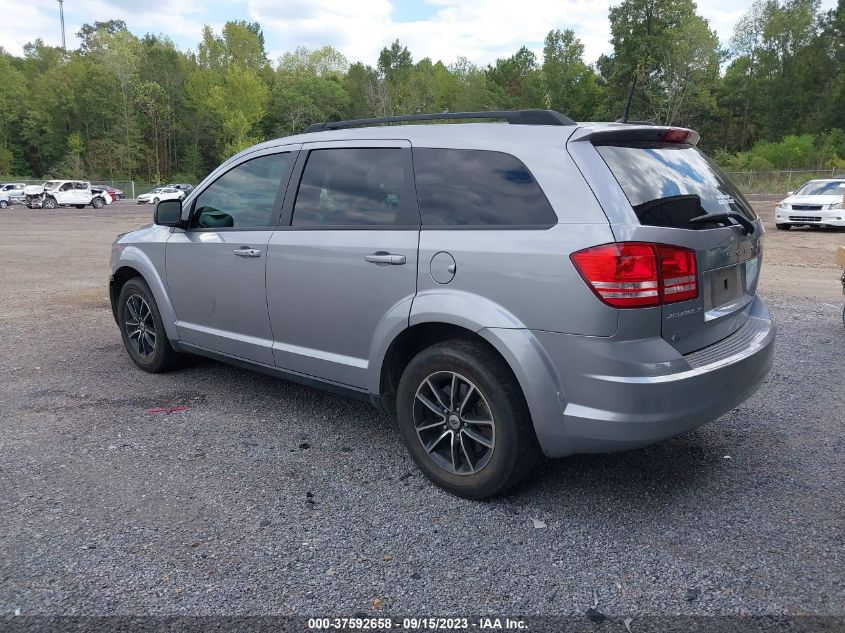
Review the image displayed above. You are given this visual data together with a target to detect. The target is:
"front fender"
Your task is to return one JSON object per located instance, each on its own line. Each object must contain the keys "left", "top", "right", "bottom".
{"left": 111, "top": 234, "right": 179, "bottom": 341}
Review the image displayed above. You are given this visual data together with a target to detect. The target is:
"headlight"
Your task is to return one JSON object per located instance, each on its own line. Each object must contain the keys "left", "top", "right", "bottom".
{"left": 825, "top": 202, "right": 841, "bottom": 210}
{"left": 776, "top": 202, "right": 787, "bottom": 210}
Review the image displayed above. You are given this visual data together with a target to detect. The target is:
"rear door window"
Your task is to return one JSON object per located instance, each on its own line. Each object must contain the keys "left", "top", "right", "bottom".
{"left": 413, "top": 148, "right": 557, "bottom": 227}
{"left": 291, "top": 148, "right": 412, "bottom": 227}
{"left": 595, "top": 143, "right": 756, "bottom": 228}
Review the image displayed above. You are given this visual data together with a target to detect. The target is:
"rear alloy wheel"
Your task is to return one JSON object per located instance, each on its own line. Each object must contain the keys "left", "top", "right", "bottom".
{"left": 43, "top": 197, "right": 57, "bottom": 209}
{"left": 91, "top": 196, "right": 105, "bottom": 209}
{"left": 117, "top": 277, "right": 180, "bottom": 373}
{"left": 413, "top": 370, "right": 496, "bottom": 475}
{"left": 0, "top": 200, "right": 7, "bottom": 209}
{"left": 396, "top": 340, "right": 542, "bottom": 499}
{"left": 775, "top": 223, "right": 791, "bottom": 230}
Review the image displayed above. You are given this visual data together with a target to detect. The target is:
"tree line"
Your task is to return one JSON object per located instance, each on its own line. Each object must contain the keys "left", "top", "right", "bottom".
{"left": 0, "top": 0, "right": 842, "bottom": 183}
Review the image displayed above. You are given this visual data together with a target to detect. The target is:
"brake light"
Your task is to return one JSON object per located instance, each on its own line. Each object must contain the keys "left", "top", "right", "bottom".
{"left": 656, "top": 245, "right": 698, "bottom": 302}
{"left": 660, "top": 128, "right": 692, "bottom": 143}
{"left": 571, "top": 242, "right": 697, "bottom": 308}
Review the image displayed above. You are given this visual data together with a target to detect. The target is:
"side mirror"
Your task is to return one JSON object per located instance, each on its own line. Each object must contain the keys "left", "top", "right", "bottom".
{"left": 154, "top": 199, "right": 183, "bottom": 227}
{"left": 787, "top": 191, "right": 794, "bottom": 196}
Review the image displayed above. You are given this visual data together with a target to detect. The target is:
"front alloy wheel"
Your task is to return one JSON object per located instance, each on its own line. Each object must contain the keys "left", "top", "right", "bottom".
{"left": 124, "top": 294, "right": 157, "bottom": 358}
{"left": 117, "top": 277, "right": 181, "bottom": 373}
{"left": 414, "top": 371, "right": 495, "bottom": 475}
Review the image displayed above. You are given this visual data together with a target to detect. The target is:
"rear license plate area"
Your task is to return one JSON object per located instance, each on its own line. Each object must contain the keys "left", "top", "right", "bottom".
{"left": 704, "top": 263, "right": 743, "bottom": 311}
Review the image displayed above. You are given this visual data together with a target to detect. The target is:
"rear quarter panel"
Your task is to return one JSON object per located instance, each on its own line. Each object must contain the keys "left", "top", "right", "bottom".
{"left": 410, "top": 130, "right": 619, "bottom": 336}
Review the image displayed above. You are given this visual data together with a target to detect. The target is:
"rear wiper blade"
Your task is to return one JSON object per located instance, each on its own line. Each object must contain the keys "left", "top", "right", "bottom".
{"left": 688, "top": 212, "right": 755, "bottom": 235}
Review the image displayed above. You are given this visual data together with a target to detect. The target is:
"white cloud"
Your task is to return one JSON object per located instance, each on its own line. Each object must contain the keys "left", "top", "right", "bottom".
{"left": 1, "top": 0, "right": 839, "bottom": 66}
{"left": 251, "top": 0, "right": 614, "bottom": 67}
{"left": 0, "top": 0, "right": 217, "bottom": 56}
{"left": 0, "top": 0, "right": 61, "bottom": 55}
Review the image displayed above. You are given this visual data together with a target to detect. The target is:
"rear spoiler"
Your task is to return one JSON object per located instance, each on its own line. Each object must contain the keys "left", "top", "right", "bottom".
{"left": 569, "top": 125, "right": 700, "bottom": 146}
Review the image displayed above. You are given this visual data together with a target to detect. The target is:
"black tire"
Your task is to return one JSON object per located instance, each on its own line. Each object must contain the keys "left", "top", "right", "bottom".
{"left": 396, "top": 339, "right": 542, "bottom": 499}
{"left": 91, "top": 196, "right": 105, "bottom": 209}
{"left": 43, "top": 197, "right": 57, "bottom": 209}
{"left": 0, "top": 200, "right": 7, "bottom": 209}
{"left": 776, "top": 223, "right": 791, "bottom": 230}
{"left": 152, "top": 197, "right": 159, "bottom": 205}
{"left": 117, "top": 277, "right": 181, "bottom": 373}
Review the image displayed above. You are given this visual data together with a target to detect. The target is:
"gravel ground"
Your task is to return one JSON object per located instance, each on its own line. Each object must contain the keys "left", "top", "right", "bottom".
{"left": 0, "top": 202, "right": 843, "bottom": 620}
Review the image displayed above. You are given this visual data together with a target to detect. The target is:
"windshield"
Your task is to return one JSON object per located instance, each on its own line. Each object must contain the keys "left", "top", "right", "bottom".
{"left": 795, "top": 181, "right": 845, "bottom": 196}
{"left": 595, "top": 143, "right": 756, "bottom": 228}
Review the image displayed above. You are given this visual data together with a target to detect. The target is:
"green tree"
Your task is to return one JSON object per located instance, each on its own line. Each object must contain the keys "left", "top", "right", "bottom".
{"left": 279, "top": 46, "right": 349, "bottom": 77}
{"left": 486, "top": 47, "right": 543, "bottom": 109}
{"left": 541, "top": 29, "right": 603, "bottom": 120}
{"left": 205, "top": 67, "right": 268, "bottom": 157}
{"left": 603, "top": 0, "right": 707, "bottom": 121}
{"left": 66, "top": 132, "right": 85, "bottom": 177}
{"left": 0, "top": 55, "right": 26, "bottom": 152}
{"left": 76, "top": 20, "right": 127, "bottom": 54}
{"left": 95, "top": 29, "right": 141, "bottom": 177}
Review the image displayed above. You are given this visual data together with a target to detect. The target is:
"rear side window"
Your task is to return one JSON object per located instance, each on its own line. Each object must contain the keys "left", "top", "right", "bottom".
{"left": 595, "top": 143, "right": 756, "bottom": 228}
{"left": 413, "top": 148, "right": 556, "bottom": 227}
{"left": 292, "top": 148, "right": 410, "bottom": 227}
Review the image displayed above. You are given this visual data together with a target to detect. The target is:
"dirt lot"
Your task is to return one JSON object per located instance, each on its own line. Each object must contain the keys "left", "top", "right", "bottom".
{"left": 749, "top": 196, "right": 844, "bottom": 302}
{"left": 0, "top": 200, "right": 843, "bottom": 622}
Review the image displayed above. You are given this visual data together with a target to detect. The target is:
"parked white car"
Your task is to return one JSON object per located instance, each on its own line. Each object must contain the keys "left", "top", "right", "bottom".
{"left": 137, "top": 187, "right": 185, "bottom": 205}
{"left": 0, "top": 182, "right": 26, "bottom": 203}
{"left": 775, "top": 179, "right": 845, "bottom": 229}
{"left": 24, "top": 180, "right": 113, "bottom": 209}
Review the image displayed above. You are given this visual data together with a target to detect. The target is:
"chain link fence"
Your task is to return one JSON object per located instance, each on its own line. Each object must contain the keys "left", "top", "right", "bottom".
{"left": 726, "top": 169, "right": 845, "bottom": 195}
{"left": 0, "top": 179, "right": 163, "bottom": 200}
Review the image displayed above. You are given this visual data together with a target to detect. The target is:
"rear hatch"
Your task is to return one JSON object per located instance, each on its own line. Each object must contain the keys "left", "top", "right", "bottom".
{"left": 571, "top": 126, "right": 763, "bottom": 354}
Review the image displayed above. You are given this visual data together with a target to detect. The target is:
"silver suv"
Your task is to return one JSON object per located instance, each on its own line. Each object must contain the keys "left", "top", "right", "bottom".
{"left": 110, "top": 110, "right": 775, "bottom": 498}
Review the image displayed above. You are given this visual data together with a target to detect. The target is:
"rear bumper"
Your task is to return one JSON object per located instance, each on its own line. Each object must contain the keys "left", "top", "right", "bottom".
{"left": 528, "top": 295, "right": 775, "bottom": 457}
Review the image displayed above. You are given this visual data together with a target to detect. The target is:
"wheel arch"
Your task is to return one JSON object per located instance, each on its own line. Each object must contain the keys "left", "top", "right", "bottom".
{"left": 374, "top": 320, "right": 568, "bottom": 456}
{"left": 110, "top": 246, "right": 179, "bottom": 341}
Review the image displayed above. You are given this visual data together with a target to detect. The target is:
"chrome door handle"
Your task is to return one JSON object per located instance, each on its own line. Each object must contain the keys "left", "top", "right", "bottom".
{"left": 365, "top": 252, "right": 406, "bottom": 265}
{"left": 233, "top": 247, "right": 261, "bottom": 258}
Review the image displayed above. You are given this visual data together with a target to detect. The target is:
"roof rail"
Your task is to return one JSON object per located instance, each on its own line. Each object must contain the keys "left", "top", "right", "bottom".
{"left": 303, "top": 109, "right": 575, "bottom": 133}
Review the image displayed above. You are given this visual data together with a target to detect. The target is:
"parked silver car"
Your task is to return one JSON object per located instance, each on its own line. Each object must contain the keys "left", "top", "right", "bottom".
{"left": 109, "top": 110, "right": 775, "bottom": 498}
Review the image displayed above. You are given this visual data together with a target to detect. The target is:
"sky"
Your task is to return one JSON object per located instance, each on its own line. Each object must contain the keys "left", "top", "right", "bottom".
{"left": 0, "top": 0, "right": 838, "bottom": 67}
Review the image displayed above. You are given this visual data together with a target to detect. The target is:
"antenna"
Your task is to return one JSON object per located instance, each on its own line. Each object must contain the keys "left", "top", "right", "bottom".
{"left": 619, "top": 71, "right": 637, "bottom": 123}
{"left": 58, "top": 0, "right": 66, "bottom": 50}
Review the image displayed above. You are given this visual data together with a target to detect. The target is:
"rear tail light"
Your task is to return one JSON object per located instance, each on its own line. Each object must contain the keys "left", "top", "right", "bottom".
{"left": 571, "top": 242, "right": 697, "bottom": 308}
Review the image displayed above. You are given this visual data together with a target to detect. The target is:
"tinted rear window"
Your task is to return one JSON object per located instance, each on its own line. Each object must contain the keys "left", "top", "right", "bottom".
{"left": 292, "top": 148, "right": 410, "bottom": 227}
{"left": 596, "top": 143, "right": 756, "bottom": 228}
{"left": 413, "top": 148, "right": 556, "bottom": 227}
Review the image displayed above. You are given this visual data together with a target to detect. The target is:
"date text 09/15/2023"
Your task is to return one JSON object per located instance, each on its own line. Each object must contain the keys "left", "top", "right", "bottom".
{"left": 306, "top": 617, "right": 528, "bottom": 630}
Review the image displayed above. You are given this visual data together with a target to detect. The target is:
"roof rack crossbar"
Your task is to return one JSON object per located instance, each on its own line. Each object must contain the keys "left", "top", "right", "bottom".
{"left": 303, "top": 109, "right": 575, "bottom": 133}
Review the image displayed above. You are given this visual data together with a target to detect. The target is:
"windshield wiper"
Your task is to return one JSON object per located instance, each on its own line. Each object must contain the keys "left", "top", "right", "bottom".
{"left": 688, "top": 212, "right": 755, "bottom": 235}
